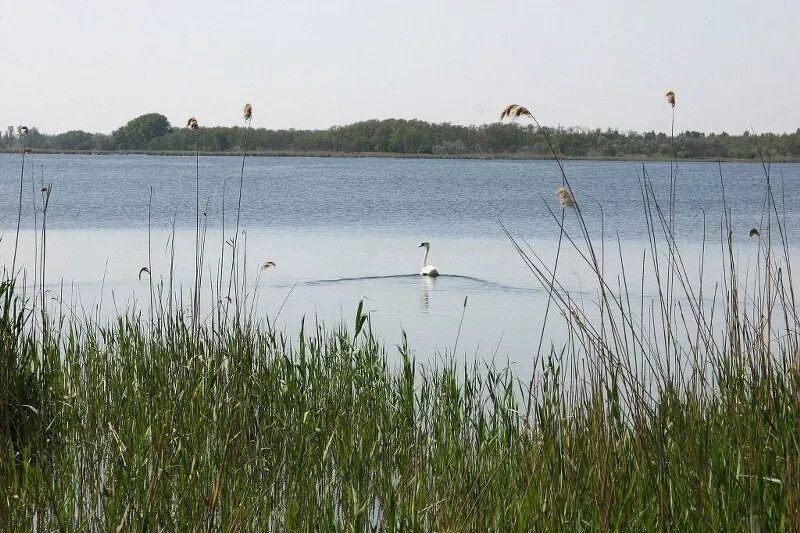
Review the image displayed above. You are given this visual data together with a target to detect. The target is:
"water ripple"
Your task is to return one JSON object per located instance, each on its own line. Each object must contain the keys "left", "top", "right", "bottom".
{"left": 305, "top": 273, "right": 537, "bottom": 294}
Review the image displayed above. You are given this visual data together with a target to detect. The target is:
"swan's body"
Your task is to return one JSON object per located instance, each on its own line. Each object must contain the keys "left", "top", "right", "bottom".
{"left": 420, "top": 264, "right": 439, "bottom": 276}
{"left": 419, "top": 242, "right": 439, "bottom": 277}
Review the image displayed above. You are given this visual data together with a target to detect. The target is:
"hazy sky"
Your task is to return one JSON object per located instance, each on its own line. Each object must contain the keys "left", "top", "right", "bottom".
{"left": 1, "top": 0, "right": 798, "bottom": 134}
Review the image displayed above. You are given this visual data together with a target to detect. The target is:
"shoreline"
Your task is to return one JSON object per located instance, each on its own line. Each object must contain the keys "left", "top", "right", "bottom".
{"left": 1, "top": 148, "right": 798, "bottom": 163}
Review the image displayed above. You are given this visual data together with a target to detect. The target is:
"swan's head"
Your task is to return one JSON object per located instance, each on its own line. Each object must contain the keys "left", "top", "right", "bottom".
{"left": 419, "top": 242, "right": 430, "bottom": 250}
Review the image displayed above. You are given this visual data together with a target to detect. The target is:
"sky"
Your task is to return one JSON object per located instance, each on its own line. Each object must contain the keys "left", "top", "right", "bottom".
{"left": 1, "top": 0, "right": 798, "bottom": 135}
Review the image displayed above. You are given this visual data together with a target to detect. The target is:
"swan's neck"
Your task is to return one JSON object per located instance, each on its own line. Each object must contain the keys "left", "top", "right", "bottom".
{"left": 422, "top": 247, "right": 430, "bottom": 268}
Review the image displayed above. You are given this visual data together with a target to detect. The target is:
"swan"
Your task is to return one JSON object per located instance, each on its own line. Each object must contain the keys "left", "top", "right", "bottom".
{"left": 419, "top": 242, "right": 439, "bottom": 277}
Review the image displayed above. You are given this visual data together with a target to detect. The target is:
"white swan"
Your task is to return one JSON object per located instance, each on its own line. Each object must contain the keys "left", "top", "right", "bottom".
{"left": 419, "top": 242, "right": 439, "bottom": 277}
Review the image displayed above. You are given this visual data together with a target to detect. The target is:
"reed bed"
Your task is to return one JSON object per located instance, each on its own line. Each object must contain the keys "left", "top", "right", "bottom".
{"left": 1, "top": 259, "right": 798, "bottom": 530}
{"left": 1, "top": 102, "right": 799, "bottom": 530}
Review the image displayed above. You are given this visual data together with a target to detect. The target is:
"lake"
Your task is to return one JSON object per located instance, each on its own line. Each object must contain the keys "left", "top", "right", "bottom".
{"left": 1, "top": 154, "right": 798, "bottom": 373}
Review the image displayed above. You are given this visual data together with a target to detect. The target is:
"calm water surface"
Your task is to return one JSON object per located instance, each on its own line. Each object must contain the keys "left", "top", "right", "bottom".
{"left": 1, "top": 154, "right": 798, "bottom": 371}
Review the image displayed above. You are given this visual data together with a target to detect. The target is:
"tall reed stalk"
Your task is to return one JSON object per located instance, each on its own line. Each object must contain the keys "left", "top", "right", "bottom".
{"left": 29, "top": 165, "right": 40, "bottom": 308}
{"left": 11, "top": 128, "right": 29, "bottom": 275}
{"left": 226, "top": 104, "right": 253, "bottom": 322}
{"left": 39, "top": 183, "right": 51, "bottom": 336}
{"left": 187, "top": 117, "right": 201, "bottom": 336}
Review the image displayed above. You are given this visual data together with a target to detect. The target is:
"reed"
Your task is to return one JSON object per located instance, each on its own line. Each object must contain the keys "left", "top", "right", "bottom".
{"left": 226, "top": 103, "right": 254, "bottom": 321}
{"left": 188, "top": 116, "right": 201, "bottom": 336}
{"left": 11, "top": 127, "right": 29, "bottom": 275}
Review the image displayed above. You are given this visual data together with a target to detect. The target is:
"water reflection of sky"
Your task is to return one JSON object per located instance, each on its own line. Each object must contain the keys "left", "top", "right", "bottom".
{"left": 3, "top": 226, "right": 794, "bottom": 379}
{"left": 1, "top": 155, "right": 798, "bottom": 374}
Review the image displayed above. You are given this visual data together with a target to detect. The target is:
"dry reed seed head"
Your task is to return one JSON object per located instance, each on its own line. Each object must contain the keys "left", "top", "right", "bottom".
{"left": 500, "top": 104, "right": 516, "bottom": 120}
{"left": 187, "top": 117, "right": 199, "bottom": 130}
{"left": 513, "top": 105, "right": 533, "bottom": 119}
{"left": 261, "top": 261, "right": 276, "bottom": 270}
{"left": 665, "top": 90, "right": 676, "bottom": 108}
{"left": 749, "top": 228, "right": 760, "bottom": 237}
{"left": 243, "top": 103, "right": 252, "bottom": 120}
{"left": 24, "top": 147, "right": 32, "bottom": 154}
{"left": 138, "top": 266, "right": 150, "bottom": 280}
{"left": 500, "top": 104, "right": 533, "bottom": 121}
{"left": 556, "top": 187, "right": 576, "bottom": 208}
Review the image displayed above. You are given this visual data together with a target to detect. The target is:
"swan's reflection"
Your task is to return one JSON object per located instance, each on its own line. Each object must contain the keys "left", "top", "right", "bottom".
{"left": 418, "top": 275, "right": 437, "bottom": 312}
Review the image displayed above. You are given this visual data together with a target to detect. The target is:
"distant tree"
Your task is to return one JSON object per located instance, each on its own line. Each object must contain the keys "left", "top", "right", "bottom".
{"left": 24, "top": 127, "right": 45, "bottom": 148}
{"left": 5, "top": 114, "right": 800, "bottom": 159}
{"left": 112, "top": 113, "right": 171, "bottom": 149}
{"left": 54, "top": 130, "right": 95, "bottom": 150}
{"left": 213, "top": 130, "right": 230, "bottom": 151}
{"left": 5, "top": 125, "right": 15, "bottom": 147}
{"left": 93, "top": 133, "right": 115, "bottom": 151}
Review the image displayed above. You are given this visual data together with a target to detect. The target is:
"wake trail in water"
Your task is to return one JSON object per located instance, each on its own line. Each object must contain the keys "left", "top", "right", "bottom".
{"left": 305, "top": 273, "right": 538, "bottom": 293}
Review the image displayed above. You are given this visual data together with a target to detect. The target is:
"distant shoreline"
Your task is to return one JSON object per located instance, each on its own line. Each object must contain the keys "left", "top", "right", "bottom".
{"left": 2, "top": 149, "right": 798, "bottom": 163}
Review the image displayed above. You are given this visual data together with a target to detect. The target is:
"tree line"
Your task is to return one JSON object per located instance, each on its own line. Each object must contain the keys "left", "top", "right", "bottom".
{"left": 2, "top": 113, "right": 800, "bottom": 160}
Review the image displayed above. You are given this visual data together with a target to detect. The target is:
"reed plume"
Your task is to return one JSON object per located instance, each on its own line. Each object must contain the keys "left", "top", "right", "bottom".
{"left": 556, "top": 187, "right": 575, "bottom": 208}
{"left": 243, "top": 103, "right": 252, "bottom": 120}
{"left": 499, "top": 104, "right": 533, "bottom": 121}
{"left": 665, "top": 90, "right": 676, "bottom": 107}
{"left": 187, "top": 117, "right": 199, "bottom": 130}
{"left": 261, "top": 261, "right": 276, "bottom": 270}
